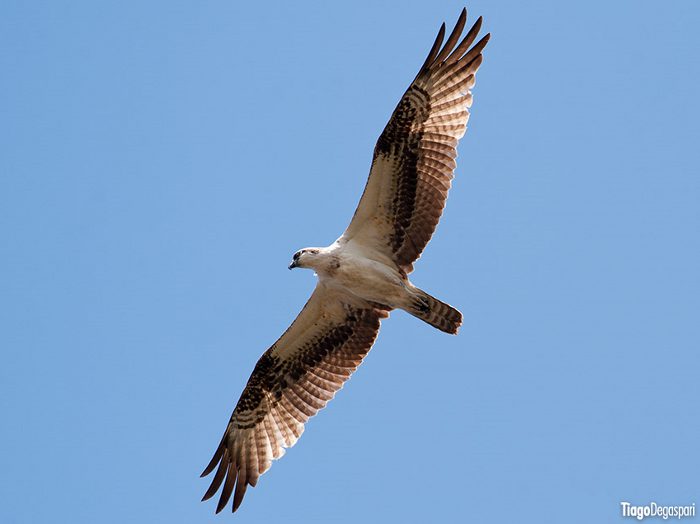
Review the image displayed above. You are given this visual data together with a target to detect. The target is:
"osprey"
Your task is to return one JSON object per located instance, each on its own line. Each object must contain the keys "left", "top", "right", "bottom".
{"left": 202, "top": 8, "right": 489, "bottom": 513}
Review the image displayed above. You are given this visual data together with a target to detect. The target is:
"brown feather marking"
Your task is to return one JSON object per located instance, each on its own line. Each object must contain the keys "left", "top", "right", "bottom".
{"left": 385, "top": 21, "right": 488, "bottom": 269}
{"left": 202, "top": 292, "right": 389, "bottom": 513}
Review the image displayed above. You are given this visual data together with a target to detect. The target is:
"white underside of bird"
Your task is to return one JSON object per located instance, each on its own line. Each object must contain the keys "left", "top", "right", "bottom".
{"left": 294, "top": 241, "right": 416, "bottom": 312}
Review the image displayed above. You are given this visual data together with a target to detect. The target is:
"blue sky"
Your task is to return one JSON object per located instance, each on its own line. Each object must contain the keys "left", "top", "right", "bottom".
{"left": 1, "top": 1, "right": 699, "bottom": 522}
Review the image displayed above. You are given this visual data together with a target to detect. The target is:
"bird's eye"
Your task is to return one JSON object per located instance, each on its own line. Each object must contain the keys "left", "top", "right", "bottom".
{"left": 293, "top": 252, "right": 300, "bottom": 260}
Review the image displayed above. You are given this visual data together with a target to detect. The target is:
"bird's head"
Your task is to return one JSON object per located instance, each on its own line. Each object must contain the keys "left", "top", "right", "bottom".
{"left": 288, "top": 248, "right": 321, "bottom": 270}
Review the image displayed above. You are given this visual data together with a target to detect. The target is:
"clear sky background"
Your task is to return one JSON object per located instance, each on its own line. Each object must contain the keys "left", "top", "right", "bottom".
{"left": 2, "top": 1, "right": 699, "bottom": 523}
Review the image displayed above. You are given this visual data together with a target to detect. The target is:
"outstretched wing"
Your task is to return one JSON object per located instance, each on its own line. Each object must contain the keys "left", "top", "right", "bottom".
{"left": 201, "top": 284, "right": 389, "bottom": 513}
{"left": 341, "top": 9, "right": 490, "bottom": 273}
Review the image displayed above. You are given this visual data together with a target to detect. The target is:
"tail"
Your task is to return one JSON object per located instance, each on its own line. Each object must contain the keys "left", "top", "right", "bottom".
{"left": 406, "top": 288, "right": 463, "bottom": 334}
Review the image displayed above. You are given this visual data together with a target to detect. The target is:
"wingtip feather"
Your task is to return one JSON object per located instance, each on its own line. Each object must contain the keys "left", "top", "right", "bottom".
{"left": 232, "top": 480, "right": 249, "bottom": 513}
{"left": 201, "top": 435, "right": 226, "bottom": 477}
{"left": 199, "top": 450, "right": 221, "bottom": 478}
{"left": 215, "top": 462, "right": 237, "bottom": 513}
{"left": 416, "top": 21, "right": 446, "bottom": 78}
{"left": 433, "top": 9, "right": 467, "bottom": 65}
{"left": 201, "top": 450, "right": 229, "bottom": 502}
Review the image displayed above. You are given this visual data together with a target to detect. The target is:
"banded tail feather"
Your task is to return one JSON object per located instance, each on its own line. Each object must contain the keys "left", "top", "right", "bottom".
{"left": 408, "top": 288, "right": 463, "bottom": 334}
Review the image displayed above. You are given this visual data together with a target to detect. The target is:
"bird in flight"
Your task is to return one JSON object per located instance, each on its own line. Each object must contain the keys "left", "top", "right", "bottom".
{"left": 201, "top": 8, "right": 489, "bottom": 514}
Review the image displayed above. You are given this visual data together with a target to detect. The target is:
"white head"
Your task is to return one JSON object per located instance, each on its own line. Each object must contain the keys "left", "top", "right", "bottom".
{"left": 288, "top": 248, "right": 322, "bottom": 270}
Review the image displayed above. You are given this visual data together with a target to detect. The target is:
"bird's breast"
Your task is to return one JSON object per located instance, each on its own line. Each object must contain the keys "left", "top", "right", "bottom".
{"left": 319, "top": 252, "right": 404, "bottom": 307}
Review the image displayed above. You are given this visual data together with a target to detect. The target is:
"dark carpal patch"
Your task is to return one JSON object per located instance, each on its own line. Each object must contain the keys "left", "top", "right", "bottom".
{"left": 234, "top": 352, "right": 280, "bottom": 418}
{"left": 375, "top": 86, "right": 430, "bottom": 257}
{"left": 232, "top": 306, "right": 379, "bottom": 428}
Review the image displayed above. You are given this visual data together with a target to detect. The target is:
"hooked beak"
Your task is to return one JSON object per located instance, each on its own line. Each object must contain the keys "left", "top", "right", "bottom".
{"left": 288, "top": 260, "right": 298, "bottom": 270}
